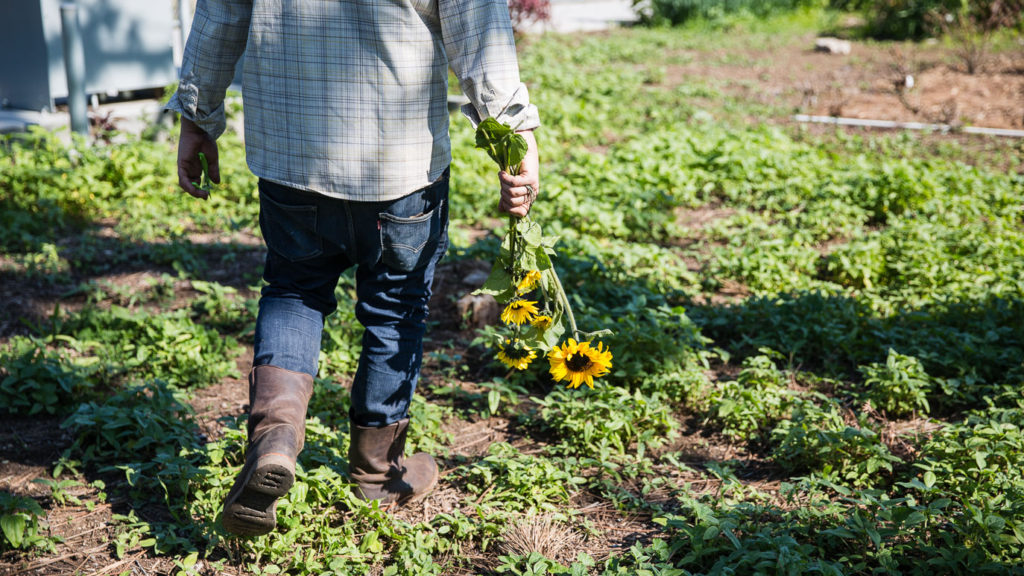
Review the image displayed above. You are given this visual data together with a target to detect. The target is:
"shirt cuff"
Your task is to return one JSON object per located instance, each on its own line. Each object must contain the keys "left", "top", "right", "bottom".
{"left": 164, "top": 71, "right": 228, "bottom": 139}
{"left": 461, "top": 82, "right": 541, "bottom": 132}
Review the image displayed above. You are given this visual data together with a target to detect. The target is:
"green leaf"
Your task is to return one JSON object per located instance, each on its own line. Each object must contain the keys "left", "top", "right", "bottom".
{"left": 474, "top": 257, "right": 516, "bottom": 302}
{"left": 505, "top": 132, "right": 528, "bottom": 174}
{"left": 904, "top": 511, "right": 927, "bottom": 527}
{"left": 360, "top": 531, "right": 384, "bottom": 554}
{"left": 475, "top": 118, "right": 513, "bottom": 170}
{"left": 519, "top": 219, "right": 543, "bottom": 249}
{"left": 488, "top": 389, "right": 501, "bottom": 415}
{"left": 1, "top": 514, "right": 26, "bottom": 548}
{"left": 475, "top": 117, "right": 528, "bottom": 173}
{"left": 974, "top": 451, "right": 987, "bottom": 470}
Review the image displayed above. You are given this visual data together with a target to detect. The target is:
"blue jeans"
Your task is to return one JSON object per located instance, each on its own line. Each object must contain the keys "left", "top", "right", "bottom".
{"left": 252, "top": 172, "right": 449, "bottom": 427}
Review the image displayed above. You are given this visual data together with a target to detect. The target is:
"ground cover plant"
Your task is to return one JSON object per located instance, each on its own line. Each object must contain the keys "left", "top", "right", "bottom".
{"left": 2, "top": 8, "right": 1023, "bottom": 575}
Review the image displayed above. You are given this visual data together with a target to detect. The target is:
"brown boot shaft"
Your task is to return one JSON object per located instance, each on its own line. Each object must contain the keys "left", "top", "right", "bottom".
{"left": 248, "top": 364, "right": 314, "bottom": 454}
{"left": 222, "top": 365, "right": 314, "bottom": 536}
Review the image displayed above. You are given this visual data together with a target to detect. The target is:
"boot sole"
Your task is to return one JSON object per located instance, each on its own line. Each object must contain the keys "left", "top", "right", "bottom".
{"left": 222, "top": 453, "right": 295, "bottom": 536}
{"left": 355, "top": 470, "right": 439, "bottom": 507}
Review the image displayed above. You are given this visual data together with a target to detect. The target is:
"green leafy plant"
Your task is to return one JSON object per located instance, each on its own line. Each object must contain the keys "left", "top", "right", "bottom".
{"left": 0, "top": 492, "right": 54, "bottom": 552}
{"left": 705, "top": 353, "right": 798, "bottom": 441}
{"left": 857, "top": 349, "right": 934, "bottom": 417}
{"left": 58, "top": 305, "right": 240, "bottom": 388}
{"left": 191, "top": 151, "right": 213, "bottom": 192}
{"left": 535, "top": 386, "right": 678, "bottom": 459}
{"left": 496, "top": 551, "right": 574, "bottom": 575}
{"left": 0, "top": 335, "right": 102, "bottom": 415}
{"left": 459, "top": 443, "right": 584, "bottom": 514}
{"left": 771, "top": 399, "right": 903, "bottom": 488}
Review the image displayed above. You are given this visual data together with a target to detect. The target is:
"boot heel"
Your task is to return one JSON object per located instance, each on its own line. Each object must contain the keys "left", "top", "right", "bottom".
{"left": 250, "top": 456, "right": 295, "bottom": 497}
{"left": 221, "top": 455, "right": 294, "bottom": 536}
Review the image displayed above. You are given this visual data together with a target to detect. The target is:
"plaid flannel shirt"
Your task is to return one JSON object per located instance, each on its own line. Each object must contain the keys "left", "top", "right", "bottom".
{"left": 167, "top": 0, "right": 540, "bottom": 200}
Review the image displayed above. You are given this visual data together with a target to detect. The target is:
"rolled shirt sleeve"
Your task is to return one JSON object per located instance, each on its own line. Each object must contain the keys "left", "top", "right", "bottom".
{"left": 439, "top": 0, "right": 541, "bottom": 132}
{"left": 165, "top": 0, "right": 253, "bottom": 139}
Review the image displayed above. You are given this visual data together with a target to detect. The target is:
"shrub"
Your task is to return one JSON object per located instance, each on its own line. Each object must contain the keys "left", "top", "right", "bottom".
{"left": 832, "top": 0, "right": 1024, "bottom": 40}
{"left": 508, "top": 0, "right": 552, "bottom": 36}
{"left": 636, "top": 0, "right": 825, "bottom": 26}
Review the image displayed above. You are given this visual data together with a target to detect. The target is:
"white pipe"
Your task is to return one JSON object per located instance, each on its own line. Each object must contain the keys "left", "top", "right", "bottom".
{"left": 793, "top": 114, "right": 1024, "bottom": 138}
{"left": 179, "top": 0, "right": 192, "bottom": 56}
{"left": 60, "top": 3, "right": 88, "bottom": 135}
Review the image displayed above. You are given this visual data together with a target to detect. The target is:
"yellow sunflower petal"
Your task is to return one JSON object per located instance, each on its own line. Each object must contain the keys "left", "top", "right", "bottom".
{"left": 497, "top": 340, "right": 538, "bottom": 371}
{"left": 548, "top": 339, "right": 613, "bottom": 389}
{"left": 516, "top": 270, "right": 542, "bottom": 294}
{"left": 501, "top": 300, "right": 539, "bottom": 326}
{"left": 531, "top": 314, "right": 553, "bottom": 331}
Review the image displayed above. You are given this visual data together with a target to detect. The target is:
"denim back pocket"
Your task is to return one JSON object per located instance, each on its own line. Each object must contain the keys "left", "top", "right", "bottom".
{"left": 258, "top": 186, "right": 323, "bottom": 262}
{"left": 378, "top": 176, "right": 448, "bottom": 273}
{"left": 379, "top": 204, "right": 444, "bottom": 273}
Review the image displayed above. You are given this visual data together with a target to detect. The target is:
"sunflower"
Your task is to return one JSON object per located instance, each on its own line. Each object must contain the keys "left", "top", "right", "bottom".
{"left": 548, "top": 339, "right": 613, "bottom": 390}
{"left": 531, "top": 314, "right": 553, "bottom": 331}
{"left": 501, "top": 299, "right": 539, "bottom": 326}
{"left": 516, "top": 270, "right": 543, "bottom": 294}
{"left": 496, "top": 340, "right": 537, "bottom": 371}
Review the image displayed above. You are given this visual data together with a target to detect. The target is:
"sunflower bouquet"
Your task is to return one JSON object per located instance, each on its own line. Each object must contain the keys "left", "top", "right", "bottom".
{"left": 473, "top": 118, "right": 612, "bottom": 390}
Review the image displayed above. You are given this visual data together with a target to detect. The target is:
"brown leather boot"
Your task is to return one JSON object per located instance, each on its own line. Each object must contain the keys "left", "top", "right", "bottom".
{"left": 348, "top": 419, "right": 439, "bottom": 505}
{"left": 222, "top": 365, "right": 313, "bottom": 536}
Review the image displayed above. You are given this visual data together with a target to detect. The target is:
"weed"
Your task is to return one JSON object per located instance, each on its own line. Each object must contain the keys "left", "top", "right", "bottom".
{"left": 0, "top": 335, "right": 102, "bottom": 415}
{"left": 536, "top": 386, "right": 678, "bottom": 460}
{"left": 57, "top": 305, "right": 240, "bottom": 388}
{"left": 856, "top": 349, "right": 934, "bottom": 417}
{"left": 771, "top": 398, "right": 902, "bottom": 488}
{"left": 705, "top": 352, "right": 798, "bottom": 441}
{"left": 0, "top": 492, "right": 56, "bottom": 552}
{"left": 460, "top": 443, "right": 584, "bottom": 514}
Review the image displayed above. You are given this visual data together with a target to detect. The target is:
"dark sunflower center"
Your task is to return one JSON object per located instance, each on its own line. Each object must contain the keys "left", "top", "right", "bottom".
{"left": 506, "top": 348, "right": 531, "bottom": 360}
{"left": 566, "top": 352, "right": 593, "bottom": 372}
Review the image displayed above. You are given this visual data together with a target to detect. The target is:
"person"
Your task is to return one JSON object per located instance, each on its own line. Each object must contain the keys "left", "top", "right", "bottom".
{"left": 168, "top": 0, "right": 540, "bottom": 537}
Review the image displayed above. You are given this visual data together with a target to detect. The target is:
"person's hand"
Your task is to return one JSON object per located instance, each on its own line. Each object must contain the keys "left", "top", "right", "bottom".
{"left": 176, "top": 117, "right": 220, "bottom": 200}
{"left": 499, "top": 129, "right": 539, "bottom": 218}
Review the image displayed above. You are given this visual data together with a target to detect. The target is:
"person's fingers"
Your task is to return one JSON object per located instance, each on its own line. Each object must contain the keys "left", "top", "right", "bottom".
{"left": 500, "top": 181, "right": 538, "bottom": 200}
{"left": 499, "top": 170, "right": 538, "bottom": 188}
{"left": 498, "top": 191, "right": 534, "bottom": 218}
{"left": 500, "top": 191, "right": 532, "bottom": 212}
{"left": 206, "top": 145, "right": 221, "bottom": 184}
{"left": 178, "top": 164, "right": 209, "bottom": 200}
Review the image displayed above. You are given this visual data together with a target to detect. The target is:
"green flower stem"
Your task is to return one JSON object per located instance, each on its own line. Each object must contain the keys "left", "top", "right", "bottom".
{"left": 509, "top": 214, "right": 519, "bottom": 280}
{"left": 548, "top": 264, "right": 579, "bottom": 341}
